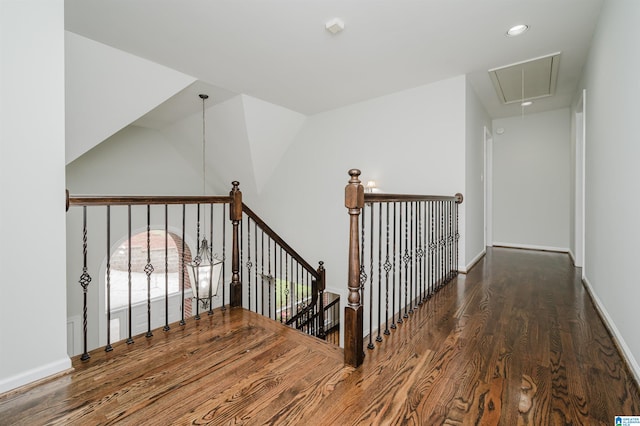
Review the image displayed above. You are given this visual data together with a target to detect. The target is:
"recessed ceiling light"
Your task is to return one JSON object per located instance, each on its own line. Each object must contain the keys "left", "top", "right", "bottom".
{"left": 506, "top": 24, "right": 529, "bottom": 37}
{"left": 521, "top": 101, "right": 533, "bottom": 107}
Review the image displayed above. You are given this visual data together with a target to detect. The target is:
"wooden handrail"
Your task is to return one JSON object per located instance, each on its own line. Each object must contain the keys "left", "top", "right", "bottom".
{"left": 364, "top": 193, "right": 463, "bottom": 203}
{"left": 67, "top": 194, "right": 232, "bottom": 210}
{"left": 242, "top": 203, "right": 320, "bottom": 279}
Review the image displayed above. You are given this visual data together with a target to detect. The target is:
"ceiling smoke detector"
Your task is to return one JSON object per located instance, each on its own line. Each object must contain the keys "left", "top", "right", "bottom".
{"left": 325, "top": 18, "right": 345, "bottom": 35}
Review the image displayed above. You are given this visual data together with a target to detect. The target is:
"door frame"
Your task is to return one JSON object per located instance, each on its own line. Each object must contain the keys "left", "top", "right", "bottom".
{"left": 484, "top": 126, "right": 493, "bottom": 248}
{"left": 574, "top": 89, "right": 586, "bottom": 271}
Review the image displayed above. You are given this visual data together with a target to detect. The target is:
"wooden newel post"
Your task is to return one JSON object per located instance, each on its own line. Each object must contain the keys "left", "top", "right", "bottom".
{"left": 317, "top": 261, "right": 326, "bottom": 340}
{"left": 230, "top": 181, "right": 243, "bottom": 307}
{"left": 344, "top": 169, "right": 365, "bottom": 367}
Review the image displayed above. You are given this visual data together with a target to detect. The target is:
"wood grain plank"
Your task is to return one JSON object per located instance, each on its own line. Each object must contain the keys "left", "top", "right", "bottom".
{"left": 1, "top": 248, "right": 639, "bottom": 425}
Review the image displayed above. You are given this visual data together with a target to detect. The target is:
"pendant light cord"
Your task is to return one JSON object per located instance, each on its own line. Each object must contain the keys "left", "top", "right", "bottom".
{"left": 202, "top": 96, "right": 206, "bottom": 197}
{"left": 199, "top": 94, "right": 209, "bottom": 237}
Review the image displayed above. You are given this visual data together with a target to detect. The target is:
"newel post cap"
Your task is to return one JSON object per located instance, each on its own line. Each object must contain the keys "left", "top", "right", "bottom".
{"left": 345, "top": 169, "right": 364, "bottom": 209}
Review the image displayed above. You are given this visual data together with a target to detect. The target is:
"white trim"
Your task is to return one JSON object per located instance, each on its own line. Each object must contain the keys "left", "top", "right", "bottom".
{"left": 582, "top": 275, "right": 640, "bottom": 385}
{"left": 459, "top": 249, "right": 486, "bottom": 273}
{"left": 492, "top": 242, "right": 569, "bottom": 253}
{"left": 484, "top": 127, "right": 493, "bottom": 247}
{"left": 574, "top": 89, "right": 586, "bottom": 268}
{"left": 0, "top": 357, "right": 71, "bottom": 394}
{"left": 67, "top": 315, "right": 82, "bottom": 357}
{"left": 567, "top": 249, "right": 576, "bottom": 266}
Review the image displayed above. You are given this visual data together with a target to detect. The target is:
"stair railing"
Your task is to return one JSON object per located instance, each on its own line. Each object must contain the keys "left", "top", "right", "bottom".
{"left": 344, "top": 169, "right": 463, "bottom": 367}
{"left": 240, "top": 204, "right": 326, "bottom": 339}
{"left": 66, "top": 181, "right": 326, "bottom": 361}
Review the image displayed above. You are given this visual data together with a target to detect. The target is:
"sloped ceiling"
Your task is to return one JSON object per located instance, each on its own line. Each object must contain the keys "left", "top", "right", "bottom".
{"left": 159, "top": 94, "right": 305, "bottom": 197}
{"left": 65, "top": 0, "right": 604, "bottom": 119}
{"left": 65, "top": 32, "right": 195, "bottom": 164}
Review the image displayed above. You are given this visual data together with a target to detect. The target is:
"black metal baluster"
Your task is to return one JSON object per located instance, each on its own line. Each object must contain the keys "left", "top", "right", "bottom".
{"left": 384, "top": 202, "right": 391, "bottom": 336}
{"left": 164, "top": 205, "right": 170, "bottom": 331}
{"left": 429, "top": 201, "right": 435, "bottom": 298}
{"left": 422, "top": 201, "right": 427, "bottom": 302}
{"left": 455, "top": 199, "right": 460, "bottom": 277}
{"left": 195, "top": 204, "right": 201, "bottom": 320}
{"left": 222, "top": 204, "right": 226, "bottom": 311}
{"left": 180, "top": 204, "right": 186, "bottom": 326}
{"left": 298, "top": 263, "right": 302, "bottom": 326}
{"left": 414, "top": 202, "right": 420, "bottom": 308}
{"left": 444, "top": 200, "right": 449, "bottom": 283}
{"left": 391, "top": 202, "right": 397, "bottom": 330}
{"left": 376, "top": 202, "right": 383, "bottom": 343}
{"left": 448, "top": 201, "right": 454, "bottom": 281}
{"left": 247, "top": 216, "right": 252, "bottom": 310}
{"left": 360, "top": 201, "right": 367, "bottom": 327}
{"left": 254, "top": 222, "right": 258, "bottom": 313}
{"left": 417, "top": 202, "right": 423, "bottom": 305}
{"left": 436, "top": 201, "right": 440, "bottom": 290}
{"left": 145, "top": 205, "right": 153, "bottom": 338}
{"left": 261, "top": 229, "right": 265, "bottom": 316}
{"left": 105, "top": 206, "right": 113, "bottom": 352}
{"left": 285, "top": 252, "right": 290, "bottom": 322}
{"left": 397, "top": 202, "right": 403, "bottom": 324}
{"left": 440, "top": 201, "right": 448, "bottom": 287}
{"left": 279, "top": 247, "right": 283, "bottom": 322}
{"left": 439, "top": 201, "right": 445, "bottom": 289}
{"left": 435, "top": 201, "right": 439, "bottom": 291}
{"left": 79, "top": 206, "right": 91, "bottom": 361}
{"left": 403, "top": 201, "right": 409, "bottom": 319}
{"left": 209, "top": 203, "right": 214, "bottom": 315}
{"left": 409, "top": 201, "right": 414, "bottom": 313}
{"left": 268, "top": 236, "right": 272, "bottom": 320}
{"left": 397, "top": 204, "right": 403, "bottom": 324}
{"left": 368, "top": 203, "right": 374, "bottom": 350}
{"left": 127, "top": 205, "right": 134, "bottom": 344}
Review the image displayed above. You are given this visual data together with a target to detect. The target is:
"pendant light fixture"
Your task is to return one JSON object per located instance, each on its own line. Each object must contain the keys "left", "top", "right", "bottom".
{"left": 188, "top": 94, "right": 223, "bottom": 315}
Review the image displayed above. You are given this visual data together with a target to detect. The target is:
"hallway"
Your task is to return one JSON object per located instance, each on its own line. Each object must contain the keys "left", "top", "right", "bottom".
{"left": 0, "top": 248, "right": 638, "bottom": 424}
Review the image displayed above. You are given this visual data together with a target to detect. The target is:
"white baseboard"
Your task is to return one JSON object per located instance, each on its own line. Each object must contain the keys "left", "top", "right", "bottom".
{"left": 0, "top": 357, "right": 71, "bottom": 395}
{"left": 568, "top": 249, "right": 576, "bottom": 265}
{"left": 492, "top": 242, "right": 569, "bottom": 253}
{"left": 582, "top": 275, "right": 640, "bottom": 386}
{"left": 459, "top": 249, "right": 486, "bottom": 273}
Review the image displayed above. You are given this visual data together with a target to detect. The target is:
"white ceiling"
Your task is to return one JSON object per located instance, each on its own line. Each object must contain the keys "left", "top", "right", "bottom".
{"left": 65, "top": 0, "right": 604, "bottom": 119}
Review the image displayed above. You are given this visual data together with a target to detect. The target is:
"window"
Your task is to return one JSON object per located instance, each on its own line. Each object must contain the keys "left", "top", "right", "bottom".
{"left": 106, "top": 230, "right": 183, "bottom": 310}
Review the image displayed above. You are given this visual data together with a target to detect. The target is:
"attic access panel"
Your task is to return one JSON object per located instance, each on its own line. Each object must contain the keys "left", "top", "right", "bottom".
{"left": 489, "top": 52, "right": 561, "bottom": 104}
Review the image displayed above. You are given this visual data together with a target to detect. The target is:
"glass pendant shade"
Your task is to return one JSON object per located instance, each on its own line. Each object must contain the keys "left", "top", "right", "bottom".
{"left": 188, "top": 237, "right": 223, "bottom": 302}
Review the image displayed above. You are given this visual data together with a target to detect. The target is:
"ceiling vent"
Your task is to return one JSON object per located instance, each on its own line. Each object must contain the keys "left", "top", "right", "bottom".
{"left": 489, "top": 52, "right": 561, "bottom": 104}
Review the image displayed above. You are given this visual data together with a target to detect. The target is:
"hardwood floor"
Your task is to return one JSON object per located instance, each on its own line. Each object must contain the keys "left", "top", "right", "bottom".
{"left": 1, "top": 248, "right": 638, "bottom": 425}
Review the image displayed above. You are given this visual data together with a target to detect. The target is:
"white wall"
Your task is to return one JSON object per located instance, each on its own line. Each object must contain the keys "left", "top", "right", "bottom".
{"left": 254, "top": 76, "right": 468, "bottom": 341}
{"left": 464, "top": 79, "right": 492, "bottom": 269}
{"left": 492, "top": 109, "right": 571, "bottom": 250}
{"left": 66, "top": 125, "right": 207, "bottom": 196}
{"left": 576, "top": 0, "right": 640, "bottom": 377}
{"left": 0, "top": 0, "right": 70, "bottom": 393}
{"left": 242, "top": 95, "right": 307, "bottom": 193}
